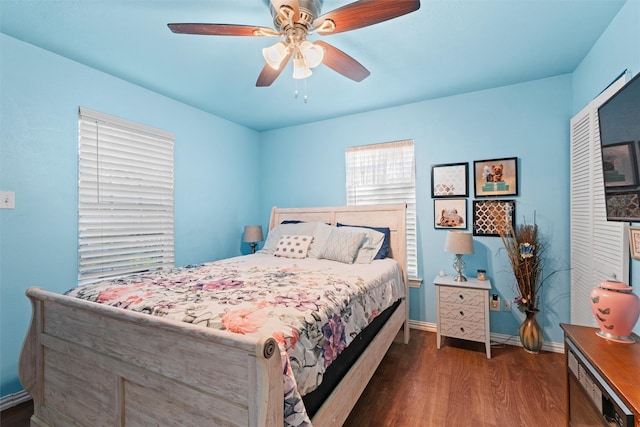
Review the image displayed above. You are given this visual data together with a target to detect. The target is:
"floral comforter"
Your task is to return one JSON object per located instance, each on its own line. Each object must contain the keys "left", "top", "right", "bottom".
{"left": 66, "top": 253, "right": 405, "bottom": 426}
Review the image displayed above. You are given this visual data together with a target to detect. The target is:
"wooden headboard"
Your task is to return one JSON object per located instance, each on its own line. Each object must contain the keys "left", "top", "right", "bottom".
{"left": 269, "top": 204, "right": 407, "bottom": 281}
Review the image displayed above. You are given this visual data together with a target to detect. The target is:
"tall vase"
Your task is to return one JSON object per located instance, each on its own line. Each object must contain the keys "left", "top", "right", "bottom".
{"left": 520, "top": 309, "right": 543, "bottom": 354}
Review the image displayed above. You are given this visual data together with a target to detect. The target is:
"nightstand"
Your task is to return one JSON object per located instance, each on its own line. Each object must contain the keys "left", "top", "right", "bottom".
{"left": 433, "top": 275, "right": 491, "bottom": 358}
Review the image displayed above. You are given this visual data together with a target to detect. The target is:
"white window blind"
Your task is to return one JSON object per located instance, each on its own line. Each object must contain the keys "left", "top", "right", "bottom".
{"left": 78, "top": 107, "right": 175, "bottom": 285}
{"left": 346, "top": 140, "right": 417, "bottom": 278}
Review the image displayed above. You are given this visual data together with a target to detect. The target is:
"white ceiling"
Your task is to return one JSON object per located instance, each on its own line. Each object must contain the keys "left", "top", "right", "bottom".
{"left": 0, "top": 0, "right": 626, "bottom": 131}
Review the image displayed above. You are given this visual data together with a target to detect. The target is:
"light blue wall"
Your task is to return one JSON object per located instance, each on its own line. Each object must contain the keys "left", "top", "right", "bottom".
{"left": 259, "top": 75, "right": 573, "bottom": 344}
{"left": 0, "top": 34, "right": 261, "bottom": 396}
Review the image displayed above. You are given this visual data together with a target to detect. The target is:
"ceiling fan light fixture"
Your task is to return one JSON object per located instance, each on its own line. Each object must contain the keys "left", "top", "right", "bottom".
{"left": 262, "top": 41, "right": 289, "bottom": 70}
{"left": 299, "top": 40, "right": 324, "bottom": 68}
{"left": 293, "top": 55, "right": 312, "bottom": 79}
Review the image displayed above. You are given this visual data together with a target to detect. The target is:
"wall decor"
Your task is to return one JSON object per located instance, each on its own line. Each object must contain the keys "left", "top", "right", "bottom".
{"left": 472, "top": 199, "right": 515, "bottom": 236}
{"left": 431, "top": 162, "right": 469, "bottom": 198}
{"left": 606, "top": 191, "right": 640, "bottom": 221}
{"left": 602, "top": 141, "right": 638, "bottom": 188}
{"left": 629, "top": 226, "right": 640, "bottom": 260}
{"left": 473, "top": 157, "right": 518, "bottom": 197}
{"left": 434, "top": 198, "right": 467, "bottom": 229}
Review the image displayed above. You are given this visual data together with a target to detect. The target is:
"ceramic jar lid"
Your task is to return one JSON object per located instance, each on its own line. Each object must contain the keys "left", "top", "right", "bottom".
{"left": 599, "top": 280, "right": 633, "bottom": 292}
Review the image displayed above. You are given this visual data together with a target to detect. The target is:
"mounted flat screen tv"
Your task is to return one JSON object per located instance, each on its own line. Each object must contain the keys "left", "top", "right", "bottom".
{"left": 598, "top": 72, "right": 640, "bottom": 222}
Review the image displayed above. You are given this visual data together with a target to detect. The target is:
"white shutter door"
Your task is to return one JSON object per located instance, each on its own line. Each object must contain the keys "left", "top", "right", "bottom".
{"left": 570, "top": 77, "right": 629, "bottom": 326}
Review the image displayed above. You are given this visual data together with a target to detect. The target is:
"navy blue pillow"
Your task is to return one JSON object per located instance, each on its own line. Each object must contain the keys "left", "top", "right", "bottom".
{"left": 337, "top": 223, "right": 391, "bottom": 259}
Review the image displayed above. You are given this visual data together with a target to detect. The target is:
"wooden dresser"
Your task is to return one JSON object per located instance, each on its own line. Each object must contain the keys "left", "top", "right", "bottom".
{"left": 561, "top": 323, "right": 640, "bottom": 427}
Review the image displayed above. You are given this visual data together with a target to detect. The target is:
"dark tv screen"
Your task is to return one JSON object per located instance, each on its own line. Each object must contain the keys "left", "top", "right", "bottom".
{"left": 597, "top": 72, "right": 640, "bottom": 222}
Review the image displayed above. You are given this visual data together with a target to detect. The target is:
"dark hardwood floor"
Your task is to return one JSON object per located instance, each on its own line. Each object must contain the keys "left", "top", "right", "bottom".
{"left": 0, "top": 330, "right": 566, "bottom": 427}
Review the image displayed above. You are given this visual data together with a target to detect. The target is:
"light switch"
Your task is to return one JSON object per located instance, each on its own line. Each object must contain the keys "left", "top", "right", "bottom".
{"left": 0, "top": 191, "right": 15, "bottom": 209}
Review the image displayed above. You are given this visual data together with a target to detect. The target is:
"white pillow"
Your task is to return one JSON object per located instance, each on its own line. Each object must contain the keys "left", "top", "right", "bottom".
{"left": 321, "top": 228, "right": 366, "bottom": 264}
{"left": 258, "top": 222, "right": 318, "bottom": 254}
{"left": 274, "top": 235, "right": 313, "bottom": 259}
{"left": 339, "top": 226, "right": 385, "bottom": 264}
{"left": 307, "top": 222, "right": 334, "bottom": 259}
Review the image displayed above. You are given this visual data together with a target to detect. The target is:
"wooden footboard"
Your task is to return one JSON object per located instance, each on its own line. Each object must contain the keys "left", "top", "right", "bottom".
{"left": 19, "top": 287, "right": 283, "bottom": 427}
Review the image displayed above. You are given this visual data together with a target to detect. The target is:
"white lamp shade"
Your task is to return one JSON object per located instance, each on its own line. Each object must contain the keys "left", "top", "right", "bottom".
{"left": 292, "top": 55, "right": 312, "bottom": 79}
{"left": 444, "top": 231, "right": 474, "bottom": 255}
{"left": 262, "top": 42, "right": 288, "bottom": 70}
{"left": 243, "top": 225, "right": 264, "bottom": 243}
{"left": 299, "top": 40, "right": 324, "bottom": 68}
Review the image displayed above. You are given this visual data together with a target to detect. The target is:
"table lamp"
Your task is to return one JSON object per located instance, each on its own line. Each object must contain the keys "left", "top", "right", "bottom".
{"left": 243, "top": 225, "right": 264, "bottom": 254}
{"left": 444, "top": 231, "right": 474, "bottom": 281}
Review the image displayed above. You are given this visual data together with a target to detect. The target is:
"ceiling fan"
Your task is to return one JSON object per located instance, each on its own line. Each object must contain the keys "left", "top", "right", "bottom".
{"left": 168, "top": 0, "right": 421, "bottom": 87}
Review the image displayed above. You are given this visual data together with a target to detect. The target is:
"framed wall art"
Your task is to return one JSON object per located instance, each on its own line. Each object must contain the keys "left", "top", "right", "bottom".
{"left": 630, "top": 226, "right": 640, "bottom": 260}
{"left": 431, "top": 162, "right": 469, "bottom": 198}
{"left": 473, "top": 157, "right": 518, "bottom": 197}
{"left": 434, "top": 199, "right": 467, "bottom": 229}
{"left": 605, "top": 191, "right": 640, "bottom": 221}
{"left": 472, "top": 199, "right": 515, "bottom": 236}
{"left": 601, "top": 141, "right": 638, "bottom": 188}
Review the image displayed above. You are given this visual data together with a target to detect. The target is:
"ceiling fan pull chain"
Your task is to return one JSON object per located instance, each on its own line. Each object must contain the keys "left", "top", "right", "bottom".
{"left": 294, "top": 79, "right": 299, "bottom": 99}
{"left": 304, "top": 79, "right": 308, "bottom": 103}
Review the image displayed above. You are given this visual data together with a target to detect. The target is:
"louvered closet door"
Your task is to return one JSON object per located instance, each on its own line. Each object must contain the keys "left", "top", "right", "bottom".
{"left": 570, "top": 76, "right": 629, "bottom": 327}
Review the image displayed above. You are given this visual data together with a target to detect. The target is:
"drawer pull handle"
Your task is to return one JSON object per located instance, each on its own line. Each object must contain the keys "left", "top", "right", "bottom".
{"left": 460, "top": 327, "right": 465, "bottom": 332}
{"left": 459, "top": 310, "right": 464, "bottom": 316}
{"left": 458, "top": 294, "right": 464, "bottom": 300}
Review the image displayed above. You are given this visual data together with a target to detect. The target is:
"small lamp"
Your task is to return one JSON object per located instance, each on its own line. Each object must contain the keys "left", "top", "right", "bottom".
{"left": 243, "top": 225, "right": 264, "bottom": 254}
{"left": 444, "top": 231, "right": 474, "bottom": 282}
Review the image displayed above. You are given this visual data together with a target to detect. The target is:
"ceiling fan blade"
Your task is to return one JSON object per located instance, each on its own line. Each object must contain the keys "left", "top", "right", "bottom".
{"left": 168, "top": 23, "right": 278, "bottom": 37}
{"left": 270, "top": 0, "right": 300, "bottom": 22}
{"left": 315, "top": 41, "right": 370, "bottom": 82}
{"left": 313, "top": 0, "right": 420, "bottom": 35}
{"left": 256, "top": 50, "right": 294, "bottom": 87}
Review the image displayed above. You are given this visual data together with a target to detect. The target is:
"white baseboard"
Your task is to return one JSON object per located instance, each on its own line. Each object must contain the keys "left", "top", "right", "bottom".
{"left": 408, "top": 320, "right": 564, "bottom": 354}
{"left": 0, "top": 389, "right": 31, "bottom": 412}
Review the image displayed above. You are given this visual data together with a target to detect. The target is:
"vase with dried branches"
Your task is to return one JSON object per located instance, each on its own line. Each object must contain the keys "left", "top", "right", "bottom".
{"left": 499, "top": 220, "right": 555, "bottom": 354}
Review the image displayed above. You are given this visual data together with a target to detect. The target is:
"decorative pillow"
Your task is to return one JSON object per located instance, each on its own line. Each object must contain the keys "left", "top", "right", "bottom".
{"left": 274, "top": 235, "right": 313, "bottom": 259}
{"left": 338, "top": 223, "right": 391, "bottom": 259}
{"left": 321, "top": 228, "right": 366, "bottom": 264}
{"left": 307, "top": 222, "right": 335, "bottom": 259}
{"left": 258, "top": 222, "right": 318, "bottom": 254}
{"left": 338, "top": 226, "right": 385, "bottom": 264}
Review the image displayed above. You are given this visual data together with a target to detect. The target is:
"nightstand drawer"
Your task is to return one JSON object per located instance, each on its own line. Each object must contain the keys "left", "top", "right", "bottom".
{"left": 440, "top": 320, "right": 486, "bottom": 342}
{"left": 439, "top": 286, "right": 485, "bottom": 306}
{"left": 440, "top": 301, "right": 485, "bottom": 323}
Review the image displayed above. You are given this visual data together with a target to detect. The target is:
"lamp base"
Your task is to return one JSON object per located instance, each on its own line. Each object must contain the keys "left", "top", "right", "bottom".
{"left": 250, "top": 243, "right": 257, "bottom": 254}
{"left": 452, "top": 254, "right": 467, "bottom": 281}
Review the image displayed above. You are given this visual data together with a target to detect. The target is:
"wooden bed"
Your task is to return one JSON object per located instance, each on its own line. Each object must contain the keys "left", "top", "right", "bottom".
{"left": 19, "top": 203, "right": 409, "bottom": 427}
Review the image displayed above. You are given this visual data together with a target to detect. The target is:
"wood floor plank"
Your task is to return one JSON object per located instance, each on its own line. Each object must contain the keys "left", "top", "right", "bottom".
{"left": 345, "top": 330, "right": 566, "bottom": 427}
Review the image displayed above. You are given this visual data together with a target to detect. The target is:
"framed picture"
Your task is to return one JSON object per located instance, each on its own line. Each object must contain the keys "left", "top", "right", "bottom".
{"left": 605, "top": 191, "right": 640, "bottom": 221}
{"left": 473, "top": 157, "right": 518, "bottom": 197}
{"left": 630, "top": 226, "right": 640, "bottom": 260}
{"left": 472, "top": 199, "right": 515, "bottom": 236}
{"left": 602, "top": 141, "right": 638, "bottom": 188}
{"left": 431, "top": 162, "right": 469, "bottom": 198}
{"left": 434, "top": 199, "right": 467, "bottom": 229}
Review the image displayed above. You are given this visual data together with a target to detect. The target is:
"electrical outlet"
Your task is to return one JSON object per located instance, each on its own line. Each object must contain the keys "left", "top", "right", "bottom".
{"left": 504, "top": 299, "right": 512, "bottom": 311}
{"left": 490, "top": 294, "right": 500, "bottom": 311}
{"left": 0, "top": 191, "right": 15, "bottom": 209}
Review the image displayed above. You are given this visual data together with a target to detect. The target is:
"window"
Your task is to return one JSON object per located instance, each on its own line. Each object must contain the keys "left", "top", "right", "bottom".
{"left": 346, "top": 140, "right": 418, "bottom": 279}
{"left": 78, "top": 107, "right": 175, "bottom": 285}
